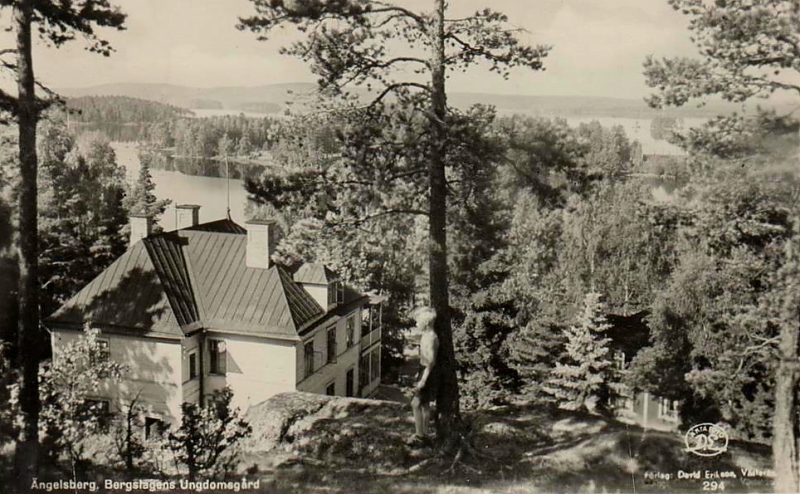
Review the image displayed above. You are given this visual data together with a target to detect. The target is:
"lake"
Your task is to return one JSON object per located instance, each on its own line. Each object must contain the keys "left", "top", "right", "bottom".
{"left": 114, "top": 143, "right": 250, "bottom": 232}
{"left": 109, "top": 113, "right": 694, "bottom": 231}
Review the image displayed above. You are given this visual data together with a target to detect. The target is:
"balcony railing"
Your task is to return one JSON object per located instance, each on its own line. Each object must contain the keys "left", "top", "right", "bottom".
{"left": 360, "top": 326, "right": 382, "bottom": 351}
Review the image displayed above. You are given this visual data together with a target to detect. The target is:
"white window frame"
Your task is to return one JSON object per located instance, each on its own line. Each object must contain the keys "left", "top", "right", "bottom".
{"left": 346, "top": 316, "right": 356, "bottom": 348}
{"left": 208, "top": 339, "right": 227, "bottom": 376}
{"left": 92, "top": 338, "right": 111, "bottom": 365}
{"left": 188, "top": 350, "right": 198, "bottom": 380}
{"left": 144, "top": 416, "right": 166, "bottom": 441}
{"left": 304, "top": 341, "right": 315, "bottom": 378}
{"left": 657, "top": 397, "right": 679, "bottom": 422}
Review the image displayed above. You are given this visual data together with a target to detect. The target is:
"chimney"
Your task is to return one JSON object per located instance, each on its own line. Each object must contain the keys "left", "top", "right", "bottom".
{"left": 129, "top": 214, "right": 153, "bottom": 248}
{"left": 176, "top": 204, "right": 201, "bottom": 230}
{"left": 245, "top": 219, "right": 277, "bottom": 269}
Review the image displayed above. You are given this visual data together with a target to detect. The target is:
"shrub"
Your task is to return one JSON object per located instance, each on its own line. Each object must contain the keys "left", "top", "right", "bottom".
{"left": 168, "top": 387, "right": 252, "bottom": 480}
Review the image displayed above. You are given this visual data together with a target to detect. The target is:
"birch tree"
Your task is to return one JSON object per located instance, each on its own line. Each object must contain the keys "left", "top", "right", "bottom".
{"left": 644, "top": 1, "right": 800, "bottom": 490}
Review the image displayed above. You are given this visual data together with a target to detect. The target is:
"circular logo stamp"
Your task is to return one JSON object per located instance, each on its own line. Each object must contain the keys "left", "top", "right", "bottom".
{"left": 685, "top": 423, "right": 729, "bottom": 457}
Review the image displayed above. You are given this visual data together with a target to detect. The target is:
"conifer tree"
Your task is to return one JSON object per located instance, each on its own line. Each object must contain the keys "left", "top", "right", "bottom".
{"left": 643, "top": 2, "right": 800, "bottom": 488}
{"left": 0, "top": 2, "right": 126, "bottom": 485}
{"left": 542, "top": 292, "right": 620, "bottom": 413}
{"left": 124, "top": 160, "right": 170, "bottom": 234}
{"left": 240, "top": 0, "right": 549, "bottom": 438}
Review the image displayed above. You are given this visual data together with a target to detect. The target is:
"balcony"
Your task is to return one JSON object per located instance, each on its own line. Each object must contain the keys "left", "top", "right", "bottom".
{"left": 360, "top": 325, "right": 382, "bottom": 351}
{"left": 359, "top": 295, "right": 384, "bottom": 352}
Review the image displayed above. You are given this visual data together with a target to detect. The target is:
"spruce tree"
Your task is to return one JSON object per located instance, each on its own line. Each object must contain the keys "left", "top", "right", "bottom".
{"left": 542, "top": 292, "right": 620, "bottom": 413}
{"left": 124, "top": 159, "right": 170, "bottom": 233}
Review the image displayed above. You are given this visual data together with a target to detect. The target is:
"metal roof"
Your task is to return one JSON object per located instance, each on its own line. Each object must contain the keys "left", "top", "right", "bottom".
{"left": 48, "top": 241, "right": 182, "bottom": 337}
{"left": 47, "top": 218, "right": 328, "bottom": 340}
{"left": 294, "top": 262, "right": 338, "bottom": 285}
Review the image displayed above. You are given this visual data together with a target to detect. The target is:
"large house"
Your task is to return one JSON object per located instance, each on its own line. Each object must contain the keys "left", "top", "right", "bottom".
{"left": 45, "top": 205, "right": 384, "bottom": 432}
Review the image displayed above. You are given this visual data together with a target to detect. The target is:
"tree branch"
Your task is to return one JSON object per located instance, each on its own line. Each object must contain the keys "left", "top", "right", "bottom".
{"left": 367, "top": 82, "right": 430, "bottom": 109}
{"left": 343, "top": 208, "right": 429, "bottom": 226}
{"left": 369, "top": 2, "right": 426, "bottom": 28}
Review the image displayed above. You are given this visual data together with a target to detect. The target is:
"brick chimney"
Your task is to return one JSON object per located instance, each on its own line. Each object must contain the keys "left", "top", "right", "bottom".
{"left": 176, "top": 204, "right": 201, "bottom": 230}
{"left": 245, "top": 219, "right": 277, "bottom": 269}
{"left": 129, "top": 214, "right": 152, "bottom": 248}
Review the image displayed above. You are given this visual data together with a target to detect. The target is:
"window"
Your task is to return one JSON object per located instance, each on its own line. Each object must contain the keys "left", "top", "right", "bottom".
{"left": 658, "top": 398, "right": 679, "bottom": 421}
{"left": 84, "top": 399, "right": 112, "bottom": 429}
{"left": 189, "top": 351, "right": 197, "bottom": 380}
{"left": 327, "top": 326, "right": 337, "bottom": 364}
{"left": 144, "top": 417, "right": 165, "bottom": 441}
{"left": 91, "top": 339, "right": 110, "bottom": 366}
{"left": 370, "top": 303, "right": 381, "bottom": 330}
{"left": 615, "top": 394, "right": 635, "bottom": 412}
{"left": 346, "top": 316, "right": 355, "bottom": 348}
{"left": 209, "top": 340, "right": 227, "bottom": 375}
{"left": 370, "top": 348, "right": 380, "bottom": 383}
{"left": 328, "top": 280, "right": 345, "bottom": 307}
{"left": 346, "top": 368, "right": 354, "bottom": 397}
{"left": 614, "top": 351, "right": 626, "bottom": 370}
{"left": 325, "top": 382, "right": 335, "bottom": 396}
{"left": 361, "top": 306, "right": 371, "bottom": 333}
{"left": 304, "top": 341, "right": 315, "bottom": 378}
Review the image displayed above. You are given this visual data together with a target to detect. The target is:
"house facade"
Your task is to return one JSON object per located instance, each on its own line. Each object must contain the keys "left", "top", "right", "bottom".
{"left": 46, "top": 206, "right": 384, "bottom": 430}
{"left": 607, "top": 311, "right": 681, "bottom": 432}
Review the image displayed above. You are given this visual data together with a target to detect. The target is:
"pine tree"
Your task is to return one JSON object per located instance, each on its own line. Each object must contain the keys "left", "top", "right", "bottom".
{"left": 240, "top": 0, "right": 549, "bottom": 439}
{"left": 0, "top": 2, "right": 126, "bottom": 484}
{"left": 542, "top": 292, "right": 620, "bottom": 413}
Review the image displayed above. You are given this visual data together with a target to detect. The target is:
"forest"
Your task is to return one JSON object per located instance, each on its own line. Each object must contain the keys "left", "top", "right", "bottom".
{"left": 65, "top": 95, "right": 192, "bottom": 124}
{"left": 0, "top": 0, "right": 798, "bottom": 492}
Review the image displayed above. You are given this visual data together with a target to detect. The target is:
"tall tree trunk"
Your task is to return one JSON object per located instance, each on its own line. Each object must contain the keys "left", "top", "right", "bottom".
{"left": 773, "top": 132, "right": 800, "bottom": 494}
{"left": 14, "top": 0, "right": 40, "bottom": 489}
{"left": 429, "top": 0, "right": 460, "bottom": 438}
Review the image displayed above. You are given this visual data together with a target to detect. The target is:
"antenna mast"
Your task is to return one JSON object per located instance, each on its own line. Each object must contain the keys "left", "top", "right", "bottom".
{"left": 226, "top": 153, "right": 231, "bottom": 220}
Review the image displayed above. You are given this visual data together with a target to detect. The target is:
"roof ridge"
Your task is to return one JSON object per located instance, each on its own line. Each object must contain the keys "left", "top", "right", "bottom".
{"left": 277, "top": 265, "right": 325, "bottom": 329}
{"left": 143, "top": 235, "right": 200, "bottom": 328}
{"left": 273, "top": 266, "right": 297, "bottom": 331}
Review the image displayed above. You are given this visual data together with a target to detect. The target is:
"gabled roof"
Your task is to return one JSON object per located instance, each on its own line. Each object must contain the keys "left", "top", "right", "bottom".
{"left": 293, "top": 262, "right": 338, "bottom": 285}
{"left": 47, "top": 218, "right": 328, "bottom": 340}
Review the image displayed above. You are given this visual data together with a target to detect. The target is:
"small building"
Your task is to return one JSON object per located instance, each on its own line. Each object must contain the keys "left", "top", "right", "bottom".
{"left": 45, "top": 205, "right": 384, "bottom": 432}
{"left": 607, "top": 311, "right": 681, "bottom": 431}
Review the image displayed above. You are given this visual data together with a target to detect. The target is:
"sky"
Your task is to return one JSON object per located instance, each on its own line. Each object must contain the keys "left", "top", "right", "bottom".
{"left": 1, "top": 0, "right": 707, "bottom": 99}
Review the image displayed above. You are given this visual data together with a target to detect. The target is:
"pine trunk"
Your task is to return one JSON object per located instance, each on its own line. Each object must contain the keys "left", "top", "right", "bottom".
{"left": 14, "top": 0, "right": 41, "bottom": 489}
{"left": 773, "top": 130, "right": 800, "bottom": 494}
{"left": 429, "top": 0, "right": 460, "bottom": 438}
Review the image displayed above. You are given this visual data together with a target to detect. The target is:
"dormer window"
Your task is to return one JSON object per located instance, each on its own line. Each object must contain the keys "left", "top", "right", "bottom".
{"left": 327, "top": 279, "right": 344, "bottom": 307}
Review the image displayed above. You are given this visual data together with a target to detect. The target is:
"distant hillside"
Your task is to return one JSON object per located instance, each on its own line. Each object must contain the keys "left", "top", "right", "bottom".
{"left": 66, "top": 95, "right": 193, "bottom": 124}
{"left": 57, "top": 82, "right": 795, "bottom": 119}
{"left": 58, "top": 82, "right": 315, "bottom": 115}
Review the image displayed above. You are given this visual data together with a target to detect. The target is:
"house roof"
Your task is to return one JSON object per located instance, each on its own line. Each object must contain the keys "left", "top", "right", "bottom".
{"left": 294, "top": 262, "right": 338, "bottom": 285}
{"left": 47, "top": 218, "right": 330, "bottom": 340}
